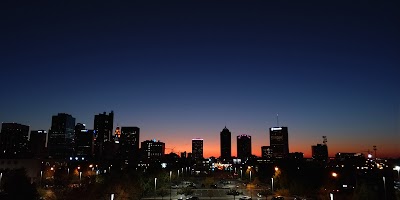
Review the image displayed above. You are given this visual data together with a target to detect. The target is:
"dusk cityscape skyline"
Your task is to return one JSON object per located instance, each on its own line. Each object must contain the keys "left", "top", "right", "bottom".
{"left": 1, "top": 1, "right": 399, "bottom": 160}
{"left": 1, "top": 1, "right": 400, "bottom": 199}
{"left": 0, "top": 110, "right": 398, "bottom": 158}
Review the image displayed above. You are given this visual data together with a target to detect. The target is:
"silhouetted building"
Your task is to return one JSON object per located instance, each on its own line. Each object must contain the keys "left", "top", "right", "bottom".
{"left": 29, "top": 130, "right": 47, "bottom": 158}
{"left": 0, "top": 123, "right": 30, "bottom": 158}
{"left": 119, "top": 126, "right": 140, "bottom": 160}
{"left": 312, "top": 144, "right": 328, "bottom": 163}
{"left": 192, "top": 138, "right": 204, "bottom": 161}
{"left": 289, "top": 152, "right": 304, "bottom": 160}
{"left": 181, "top": 151, "right": 187, "bottom": 159}
{"left": 94, "top": 111, "right": 114, "bottom": 158}
{"left": 261, "top": 146, "right": 273, "bottom": 158}
{"left": 237, "top": 134, "right": 251, "bottom": 160}
{"left": 269, "top": 127, "right": 289, "bottom": 159}
{"left": 220, "top": 126, "right": 231, "bottom": 160}
{"left": 48, "top": 113, "right": 76, "bottom": 159}
{"left": 141, "top": 139, "right": 165, "bottom": 160}
{"left": 75, "top": 123, "right": 94, "bottom": 158}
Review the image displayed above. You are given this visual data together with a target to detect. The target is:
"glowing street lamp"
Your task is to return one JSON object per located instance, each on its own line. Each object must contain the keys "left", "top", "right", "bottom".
{"left": 332, "top": 172, "right": 338, "bottom": 178}
{"left": 275, "top": 167, "right": 279, "bottom": 172}
{"left": 394, "top": 166, "right": 400, "bottom": 180}
{"left": 271, "top": 177, "right": 274, "bottom": 192}
{"left": 169, "top": 171, "right": 172, "bottom": 200}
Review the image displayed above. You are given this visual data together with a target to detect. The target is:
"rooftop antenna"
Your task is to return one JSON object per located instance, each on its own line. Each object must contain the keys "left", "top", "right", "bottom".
{"left": 276, "top": 114, "right": 279, "bottom": 127}
{"left": 323, "top": 136, "right": 327, "bottom": 145}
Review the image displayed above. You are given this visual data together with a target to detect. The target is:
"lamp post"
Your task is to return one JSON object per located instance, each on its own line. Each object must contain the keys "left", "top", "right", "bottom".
{"left": 170, "top": 171, "right": 172, "bottom": 200}
{"left": 271, "top": 178, "right": 274, "bottom": 193}
{"left": 383, "top": 176, "right": 386, "bottom": 200}
{"left": 394, "top": 166, "right": 400, "bottom": 180}
{"left": 40, "top": 171, "right": 43, "bottom": 186}
{"left": 249, "top": 170, "right": 252, "bottom": 182}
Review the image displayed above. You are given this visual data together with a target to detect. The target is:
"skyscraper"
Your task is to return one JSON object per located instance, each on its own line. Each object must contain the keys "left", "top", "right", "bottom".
{"left": 75, "top": 123, "right": 94, "bottom": 158}
{"left": 261, "top": 146, "right": 273, "bottom": 159}
{"left": 269, "top": 127, "right": 289, "bottom": 159}
{"left": 220, "top": 126, "right": 231, "bottom": 160}
{"left": 0, "top": 123, "right": 30, "bottom": 158}
{"left": 48, "top": 113, "right": 76, "bottom": 159}
{"left": 29, "top": 130, "right": 47, "bottom": 158}
{"left": 120, "top": 126, "right": 140, "bottom": 160}
{"left": 94, "top": 111, "right": 113, "bottom": 158}
{"left": 312, "top": 144, "right": 328, "bottom": 163}
{"left": 141, "top": 139, "right": 165, "bottom": 160}
{"left": 192, "top": 138, "right": 203, "bottom": 161}
{"left": 237, "top": 134, "right": 251, "bottom": 160}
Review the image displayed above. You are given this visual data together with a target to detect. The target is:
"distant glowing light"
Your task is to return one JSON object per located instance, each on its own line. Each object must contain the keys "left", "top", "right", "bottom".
{"left": 271, "top": 127, "right": 282, "bottom": 131}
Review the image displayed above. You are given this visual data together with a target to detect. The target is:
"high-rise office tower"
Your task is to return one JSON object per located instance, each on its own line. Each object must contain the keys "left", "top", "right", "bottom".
{"left": 75, "top": 123, "right": 94, "bottom": 158}
{"left": 48, "top": 113, "right": 76, "bottom": 159}
{"left": 220, "top": 126, "right": 231, "bottom": 160}
{"left": 269, "top": 127, "right": 289, "bottom": 159}
{"left": 237, "top": 134, "right": 251, "bottom": 160}
{"left": 120, "top": 126, "right": 140, "bottom": 160}
{"left": 94, "top": 111, "right": 113, "bottom": 158}
{"left": 29, "top": 130, "right": 47, "bottom": 158}
{"left": 192, "top": 138, "right": 204, "bottom": 161}
{"left": 261, "top": 146, "right": 273, "bottom": 159}
{"left": 0, "top": 123, "right": 30, "bottom": 158}
{"left": 312, "top": 144, "right": 328, "bottom": 163}
{"left": 141, "top": 139, "right": 165, "bottom": 160}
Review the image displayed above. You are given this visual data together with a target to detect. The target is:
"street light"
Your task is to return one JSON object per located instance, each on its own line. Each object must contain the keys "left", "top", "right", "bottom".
{"left": 155, "top": 178, "right": 157, "bottom": 191}
{"left": 169, "top": 171, "right": 172, "bottom": 200}
{"left": 394, "top": 166, "right": 400, "bottom": 180}
{"left": 249, "top": 171, "right": 252, "bottom": 182}
{"left": 271, "top": 178, "right": 274, "bottom": 192}
{"left": 275, "top": 167, "right": 279, "bottom": 172}
{"left": 383, "top": 176, "right": 386, "bottom": 200}
{"left": 332, "top": 172, "right": 338, "bottom": 178}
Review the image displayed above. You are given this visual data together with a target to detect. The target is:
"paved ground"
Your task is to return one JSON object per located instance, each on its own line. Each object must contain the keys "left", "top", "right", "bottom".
{"left": 142, "top": 189, "right": 296, "bottom": 200}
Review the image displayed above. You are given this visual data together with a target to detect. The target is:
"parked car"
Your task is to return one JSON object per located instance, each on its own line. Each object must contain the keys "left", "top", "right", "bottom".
{"left": 239, "top": 196, "right": 252, "bottom": 200}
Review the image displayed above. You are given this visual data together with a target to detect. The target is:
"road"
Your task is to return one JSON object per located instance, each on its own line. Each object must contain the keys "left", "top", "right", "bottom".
{"left": 142, "top": 189, "right": 298, "bottom": 200}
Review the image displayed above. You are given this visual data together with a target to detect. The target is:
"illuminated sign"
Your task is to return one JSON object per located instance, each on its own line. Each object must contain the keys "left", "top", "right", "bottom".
{"left": 271, "top": 127, "right": 282, "bottom": 131}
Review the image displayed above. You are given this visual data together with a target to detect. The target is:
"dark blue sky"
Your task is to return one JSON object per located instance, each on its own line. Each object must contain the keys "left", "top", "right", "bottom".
{"left": 1, "top": 0, "right": 399, "bottom": 157}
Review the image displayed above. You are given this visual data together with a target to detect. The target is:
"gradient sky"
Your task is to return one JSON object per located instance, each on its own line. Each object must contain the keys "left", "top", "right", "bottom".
{"left": 1, "top": 1, "right": 399, "bottom": 158}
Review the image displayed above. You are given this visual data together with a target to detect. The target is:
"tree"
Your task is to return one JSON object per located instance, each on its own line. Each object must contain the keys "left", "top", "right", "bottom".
{"left": 206, "top": 189, "right": 216, "bottom": 199}
{"left": 157, "top": 188, "right": 169, "bottom": 200}
{"left": 2, "top": 169, "right": 38, "bottom": 200}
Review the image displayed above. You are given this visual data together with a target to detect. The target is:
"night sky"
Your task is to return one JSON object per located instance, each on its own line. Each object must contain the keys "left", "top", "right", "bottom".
{"left": 1, "top": 1, "right": 399, "bottom": 158}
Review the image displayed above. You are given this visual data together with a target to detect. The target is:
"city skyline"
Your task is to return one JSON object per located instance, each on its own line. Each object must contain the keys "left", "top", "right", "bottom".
{"left": 1, "top": 1, "right": 399, "bottom": 158}
{"left": 1, "top": 112, "right": 398, "bottom": 159}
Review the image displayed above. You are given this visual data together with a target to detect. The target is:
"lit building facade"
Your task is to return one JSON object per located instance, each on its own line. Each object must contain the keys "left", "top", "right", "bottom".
{"left": 237, "top": 134, "right": 251, "bottom": 160}
{"left": 93, "top": 111, "right": 114, "bottom": 158}
{"left": 75, "top": 123, "right": 94, "bottom": 158}
{"left": 141, "top": 139, "right": 165, "bottom": 160}
{"left": 0, "top": 123, "right": 30, "bottom": 158}
{"left": 192, "top": 138, "right": 204, "bottom": 161}
{"left": 269, "top": 127, "right": 289, "bottom": 159}
{"left": 48, "top": 113, "right": 76, "bottom": 159}
{"left": 120, "top": 126, "right": 140, "bottom": 160}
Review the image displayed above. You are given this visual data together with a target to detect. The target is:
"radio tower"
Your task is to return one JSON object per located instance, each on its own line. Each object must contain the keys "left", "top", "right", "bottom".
{"left": 323, "top": 136, "right": 327, "bottom": 146}
{"left": 373, "top": 145, "right": 377, "bottom": 159}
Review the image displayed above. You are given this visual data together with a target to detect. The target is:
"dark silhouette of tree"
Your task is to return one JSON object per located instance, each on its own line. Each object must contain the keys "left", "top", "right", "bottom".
{"left": 2, "top": 169, "right": 38, "bottom": 200}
